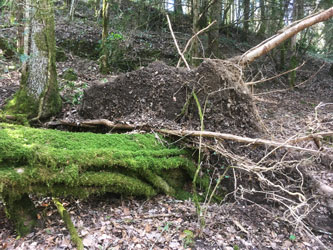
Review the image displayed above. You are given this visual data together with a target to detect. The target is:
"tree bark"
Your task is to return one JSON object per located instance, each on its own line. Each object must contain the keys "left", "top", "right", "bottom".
{"left": 68, "top": 0, "right": 77, "bottom": 21}
{"left": 239, "top": 7, "right": 333, "bottom": 65}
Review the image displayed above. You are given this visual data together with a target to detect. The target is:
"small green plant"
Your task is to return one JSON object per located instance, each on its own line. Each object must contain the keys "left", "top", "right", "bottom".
{"left": 182, "top": 229, "right": 194, "bottom": 248}
{"left": 289, "top": 234, "right": 296, "bottom": 241}
{"left": 72, "top": 91, "right": 84, "bottom": 105}
{"left": 66, "top": 81, "right": 76, "bottom": 89}
{"left": 101, "top": 32, "right": 126, "bottom": 70}
{"left": 161, "top": 222, "right": 172, "bottom": 232}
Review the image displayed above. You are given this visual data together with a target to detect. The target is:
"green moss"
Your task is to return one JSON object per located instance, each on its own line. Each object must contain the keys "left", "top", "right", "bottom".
{"left": 34, "top": 31, "right": 48, "bottom": 53}
{"left": 3, "top": 193, "right": 37, "bottom": 236}
{"left": 3, "top": 88, "right": 39, "bottom": 119}
{"left": 0, "top": 123, "right": 197, "bottom": 200}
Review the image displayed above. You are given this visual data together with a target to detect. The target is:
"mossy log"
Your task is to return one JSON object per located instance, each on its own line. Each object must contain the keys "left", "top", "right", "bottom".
{"left": 0, "top": 122, "right": 203, "bottom": 234}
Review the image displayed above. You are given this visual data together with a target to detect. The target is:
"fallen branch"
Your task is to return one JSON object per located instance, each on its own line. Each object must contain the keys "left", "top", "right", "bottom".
{"left": 157, "top": 129, "right": 319, "bottom": 154}
{"left": 47, "top": 119, "right": 328, "bottom": 154}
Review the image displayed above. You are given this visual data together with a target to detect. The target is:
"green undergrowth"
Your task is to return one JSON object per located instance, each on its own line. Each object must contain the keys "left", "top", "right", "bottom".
{"left": 0, "top": 122, "right": 205, "bottom": 199}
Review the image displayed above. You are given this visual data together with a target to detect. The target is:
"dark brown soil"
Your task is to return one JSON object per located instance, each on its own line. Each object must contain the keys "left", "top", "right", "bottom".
{"left": 80, "top": 60, "right": 264, "bottom": 136}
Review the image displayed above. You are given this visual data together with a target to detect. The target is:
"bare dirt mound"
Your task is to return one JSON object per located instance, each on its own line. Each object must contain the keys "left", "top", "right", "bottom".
{"left": 80, "top": 60, "right": 264, "bottom": 136}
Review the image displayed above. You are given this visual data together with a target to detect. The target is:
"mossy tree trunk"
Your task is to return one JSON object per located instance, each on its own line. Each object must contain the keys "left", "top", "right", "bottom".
{"left": 3, "top": 194, "right": 38, "bottom": 236}
{"left": 5, "top": 0, "right": 61, "bottom": 121}
{"left": 288, "top": 0, "right": 304, "bottom": 88}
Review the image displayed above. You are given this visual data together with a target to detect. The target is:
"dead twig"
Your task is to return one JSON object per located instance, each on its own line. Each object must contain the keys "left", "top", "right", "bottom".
{"left": 246, "top": 61, "right": 306, "bottom": 86}
{"left": 166, "top": 14, "right": 190, "bottom": 70}
{"left": 176, "top": 21, "right": 217, "bottom": 68}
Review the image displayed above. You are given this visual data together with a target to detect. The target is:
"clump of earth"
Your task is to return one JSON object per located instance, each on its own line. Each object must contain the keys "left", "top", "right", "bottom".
{"left": 80, "top": 59, "right": 264, "bottom": 136}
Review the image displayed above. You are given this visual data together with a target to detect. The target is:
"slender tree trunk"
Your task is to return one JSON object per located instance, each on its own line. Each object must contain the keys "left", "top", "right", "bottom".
{"left": 16, "top": 0, "right": 25, "bottom": 54}
{"left": 5, "top": 0, "right": 62, "bottom": 120}
{"left": 191, "top": 0, "right": 200, "bottom": 61}
{"left": 100, "top": 0, "right": 110, "bottom": 74}
{"left": 289, "top": 0, "right": 304, "bottom": 88}
{"left": 174, "top": 0, "right": 183, "bottom": 15}
{"left": 208, "top": 0, "right": 222, "bottom": 57}
{"left": 258, "top": 0, "right": 266, "bottom": 36}
{"left": 69, "top": 0, "right": 77, "bottom": 21}
{"left": 242, "top": 0, "right": 250, "bottom": 41}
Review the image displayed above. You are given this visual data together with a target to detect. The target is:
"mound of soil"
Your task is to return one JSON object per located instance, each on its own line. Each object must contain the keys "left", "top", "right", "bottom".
{"left": 80, "top": 60, "right": 264, "bottom": 136}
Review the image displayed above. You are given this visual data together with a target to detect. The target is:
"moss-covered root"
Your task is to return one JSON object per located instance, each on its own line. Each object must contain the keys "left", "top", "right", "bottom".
{"left": 3, "top": 194, "right": 37, "bottom": 236}
{"left": 52, "top": 198, "right": 83, "bottom": 250}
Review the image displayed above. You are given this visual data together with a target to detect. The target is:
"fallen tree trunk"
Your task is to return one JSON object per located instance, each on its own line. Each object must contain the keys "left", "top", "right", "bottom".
{"left": 239, "top": 7, "right": 333, "bottom": 65}
{"left": 0, "top": 122, "right": 204, "bottom": 235}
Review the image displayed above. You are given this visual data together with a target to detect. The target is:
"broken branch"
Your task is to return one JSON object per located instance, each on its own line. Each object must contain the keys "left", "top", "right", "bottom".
{"left": 166, "top": 14, "right": 190, "bottom": 70}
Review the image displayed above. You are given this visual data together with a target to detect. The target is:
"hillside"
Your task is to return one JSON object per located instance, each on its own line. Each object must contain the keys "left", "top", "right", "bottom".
{"left": 1, "top": 1, "right": 333, "bottom": 249}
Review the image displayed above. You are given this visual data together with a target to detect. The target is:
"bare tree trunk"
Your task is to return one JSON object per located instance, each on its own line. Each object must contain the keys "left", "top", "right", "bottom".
{"left": 16, "top": 0, "right": 25, "bottom": 54}
{"left": 191, "top": 0, "right": 200, "bottom": 60}
{"left": 100, "top": 0, "right": 110, "bottom": 74}
{"left": 174, "top": 0, "right": 183, "bottom": 15}
{"left": 69, "top": 0, "right": 77, "bottom": 21}
{"left": 208, "top": 0, "right": 222, "bottom": 57}
{"left": 242, "top": 0, "right": 250, "bottom": 41}
{"left": 258, "top": 0, "right": 266, "bottom": 36}
{"left": 6, "top": 0, "right": 62, "bottom": 120}
{"left": 239, "top": 7, "right": 333, "bottom": 65}
{"left": 289, "top": 0, "right": 304, "bottom": 88}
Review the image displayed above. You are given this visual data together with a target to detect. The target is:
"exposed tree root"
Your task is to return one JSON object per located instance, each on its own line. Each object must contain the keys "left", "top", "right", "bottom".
{"left": 53, "top": 198, "right": 83, "bottom": 250}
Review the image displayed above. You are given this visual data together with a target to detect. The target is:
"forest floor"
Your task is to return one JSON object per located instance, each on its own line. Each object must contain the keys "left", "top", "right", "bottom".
{"left": 1, "top": 46, "right": 333, "bottom": 250}
{"left": 1, "top": 4, "right": 333, "bottom": 249}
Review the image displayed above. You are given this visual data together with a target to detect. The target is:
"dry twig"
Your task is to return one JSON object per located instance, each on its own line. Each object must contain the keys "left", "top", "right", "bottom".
{"left": 166, "top": 14, "right": 190, "bottom": 70}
